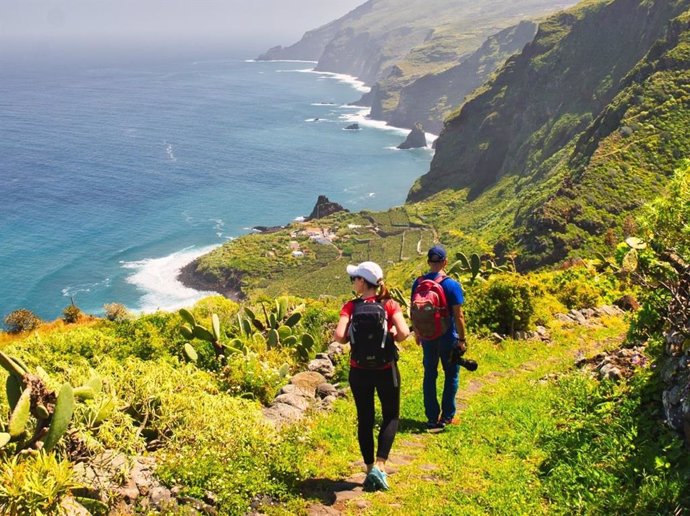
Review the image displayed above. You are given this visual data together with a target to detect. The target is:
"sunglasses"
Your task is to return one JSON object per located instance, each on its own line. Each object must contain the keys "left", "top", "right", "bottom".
{"left": 350, "top": 276, "right": 362, "bottom": 283}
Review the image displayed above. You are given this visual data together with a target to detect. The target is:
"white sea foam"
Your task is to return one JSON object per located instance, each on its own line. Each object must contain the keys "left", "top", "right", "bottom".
{"left": 61, "top": 278, "right": 112, "bottom": 298}
{"left": 294, "top": 216, "right": 306, "bottom": 222}
{"left": 278, "top": 67, "right": 370, "bottom": 94}
{"left": 211, "top": 218, "right": 225, "bottom": 238}
{"left": 165, "top": 142, "right": 176, "bottom": 162}
{"left": 255, "top": 59, "right": 318, "bottom": 64}
{"left": 121, "top": 245, "right": 220, "bottom": 314}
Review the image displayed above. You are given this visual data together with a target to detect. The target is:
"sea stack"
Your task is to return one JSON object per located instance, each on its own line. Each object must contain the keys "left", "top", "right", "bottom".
{"left": 306, "top": 195, "right": 348, "bottom": 220}
{"left": 397, "top": 123, "right": 427, "bottom": 149}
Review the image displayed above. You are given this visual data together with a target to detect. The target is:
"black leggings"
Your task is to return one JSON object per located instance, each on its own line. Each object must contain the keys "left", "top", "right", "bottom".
{"left": 349, "top": 365, "right": 401, "bottom": 465}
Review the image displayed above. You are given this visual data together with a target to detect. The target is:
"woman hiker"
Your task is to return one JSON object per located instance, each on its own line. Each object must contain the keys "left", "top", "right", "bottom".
{"left": 334, "top": 261, "right": 410, "bottom": 491}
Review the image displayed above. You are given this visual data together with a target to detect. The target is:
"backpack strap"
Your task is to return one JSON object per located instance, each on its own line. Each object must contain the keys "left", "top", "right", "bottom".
{"left": 430, "top": 274, "right": 450, "bottom": 315}
{"left": 380, "top": 301, "right": 389, "bottom": 350}
{"left": 347, "top": 298, "right": 363, "bottom": 343}
{"left": 433, "top": 273, "right": 448, "bottom": 284}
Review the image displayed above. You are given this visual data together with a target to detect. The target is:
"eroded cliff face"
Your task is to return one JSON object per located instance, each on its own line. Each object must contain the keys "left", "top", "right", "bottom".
{"left": 387, "top": 21, "right": 538, "bottom": 133}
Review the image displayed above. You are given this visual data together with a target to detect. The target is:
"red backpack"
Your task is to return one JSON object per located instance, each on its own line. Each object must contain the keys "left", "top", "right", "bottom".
{"left": 410, "top": 275, "right": 450, "bottom": 340}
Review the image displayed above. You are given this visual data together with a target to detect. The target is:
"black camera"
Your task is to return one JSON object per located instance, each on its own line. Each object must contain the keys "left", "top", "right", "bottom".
{"left": 457, "top": 356, "right": 478, "bottom": 371}
{"left": 450, "top": 347, "right": 478, "bottom": 371}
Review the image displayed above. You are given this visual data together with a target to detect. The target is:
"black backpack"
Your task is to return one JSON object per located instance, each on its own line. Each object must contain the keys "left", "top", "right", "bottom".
{"left": 348, "top": 299, "right": 398, "bottom": 368}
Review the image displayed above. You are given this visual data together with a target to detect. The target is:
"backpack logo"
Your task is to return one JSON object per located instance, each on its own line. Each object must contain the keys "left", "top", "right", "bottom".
{"left": 348, "top": 300, "right": 396, "bottom": 368}
{"left": 410, "top": 276, "right": 450, "bottom": 340}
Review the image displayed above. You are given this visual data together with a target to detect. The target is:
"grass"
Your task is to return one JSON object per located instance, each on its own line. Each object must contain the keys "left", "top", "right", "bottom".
{"left": 265, "top": 314, "right": 688, "bottom": 514}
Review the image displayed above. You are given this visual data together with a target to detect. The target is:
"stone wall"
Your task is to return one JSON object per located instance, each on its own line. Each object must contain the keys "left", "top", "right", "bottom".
{"left": 661, "top": 267, "right": 690, "bottom": 440}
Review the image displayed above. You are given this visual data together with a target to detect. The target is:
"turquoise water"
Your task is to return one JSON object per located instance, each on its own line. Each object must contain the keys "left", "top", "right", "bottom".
{"left": 0, "top": 58, "right": 433, "bottom": 319}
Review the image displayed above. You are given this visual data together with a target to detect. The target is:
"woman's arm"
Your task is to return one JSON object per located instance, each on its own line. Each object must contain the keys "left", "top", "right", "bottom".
{"left": 391, "top": 311, "right": 410, "bottom": 343}
{"left": 334, "top": 314, "right": 350, "bottom": 344}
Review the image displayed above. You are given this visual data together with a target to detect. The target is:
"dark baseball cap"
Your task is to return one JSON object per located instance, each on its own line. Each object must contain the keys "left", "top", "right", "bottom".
{"left": 427, "top": 245, "right": 447, "bottom": 262}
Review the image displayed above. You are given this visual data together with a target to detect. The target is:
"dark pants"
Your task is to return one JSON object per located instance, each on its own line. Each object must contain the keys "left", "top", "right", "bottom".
{"left": 349, "top": 365, "right": 401, "bottom": 465}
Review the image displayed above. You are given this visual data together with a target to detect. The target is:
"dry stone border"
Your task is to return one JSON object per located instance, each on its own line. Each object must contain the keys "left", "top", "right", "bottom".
{"left": 264, "top": 343, "right": 350, "bottom": 425}
{"left": 489, "top": 305, "right": 626, "bottom": 343}
{"left": 553, "top": 304, "right": 625, "bottom": 326}
{"left": 660, "top": 267, "right": 690, "bottom": 440}
{"left": 575, "top": 346, "right": 648, "bottom": 381}
{"left": 71, "top": 452, "right": 217, "bottom": 515}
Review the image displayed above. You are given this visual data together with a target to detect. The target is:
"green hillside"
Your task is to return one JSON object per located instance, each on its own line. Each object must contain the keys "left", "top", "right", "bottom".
{"left": 409, "top": 0, "right": 690, "bottom": 267}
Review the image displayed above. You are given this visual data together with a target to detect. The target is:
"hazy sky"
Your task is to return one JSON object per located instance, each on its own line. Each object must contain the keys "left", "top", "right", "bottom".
{"left": 0, "top": 0, "right": 364, "bottom": 59}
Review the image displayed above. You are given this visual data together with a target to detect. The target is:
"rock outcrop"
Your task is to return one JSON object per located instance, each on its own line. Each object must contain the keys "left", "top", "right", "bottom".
{"left": 397, "top": 123, "right": 427, "bottom": 149}
{"left": 306, "top": 195, "right": 347, "bottom": 220}
{"left": 177, "top": 260, "right": 244, "bottom": 300}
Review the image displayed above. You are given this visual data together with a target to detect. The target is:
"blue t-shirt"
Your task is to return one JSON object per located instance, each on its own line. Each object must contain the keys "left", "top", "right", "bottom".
{"left": 411, "top": 272, "right": 464, "bottom": 343}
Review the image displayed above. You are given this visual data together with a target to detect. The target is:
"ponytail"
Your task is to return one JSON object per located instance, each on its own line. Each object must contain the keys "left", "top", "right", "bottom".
{"left": 360, "top": 278, "right": 390, "bottom": 301}
{"left": 376, "top": 280, "right": 391, "bottom": 302}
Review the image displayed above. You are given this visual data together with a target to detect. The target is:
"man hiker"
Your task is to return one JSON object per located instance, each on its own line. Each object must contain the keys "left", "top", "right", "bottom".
{"left": 410, "top": 245, "right": 467, "bottom": 432}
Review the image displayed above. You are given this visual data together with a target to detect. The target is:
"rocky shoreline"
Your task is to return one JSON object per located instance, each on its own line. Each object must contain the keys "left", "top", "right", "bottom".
{"left": 177, "top": 260, "right": 244, "bottom": 301}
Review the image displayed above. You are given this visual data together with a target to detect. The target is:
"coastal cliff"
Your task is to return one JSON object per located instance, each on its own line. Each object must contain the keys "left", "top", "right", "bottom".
{"left": 258, "top": 0, "right": 577, "bottom": 128}
{"left": 387, "top": 21, "right": 537, "bottom": 133}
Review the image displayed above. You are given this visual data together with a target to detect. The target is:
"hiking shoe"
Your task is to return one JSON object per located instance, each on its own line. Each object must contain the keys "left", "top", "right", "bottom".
{"left": 426, "top": 420, "right": 445, "bottom": 433}
{"left": 440, "top": 416, "right": 459, "bottom": 426}
{"left": 368, "top": 466, "right": 390, "bottom": 491}
{"left": 363, "top": 473, "right": 377, "bottom": 492}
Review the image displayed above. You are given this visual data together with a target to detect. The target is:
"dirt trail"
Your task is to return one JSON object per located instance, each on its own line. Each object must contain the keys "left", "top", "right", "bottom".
{"left": 302, "top": 328, "right": 625, "bottom": 515}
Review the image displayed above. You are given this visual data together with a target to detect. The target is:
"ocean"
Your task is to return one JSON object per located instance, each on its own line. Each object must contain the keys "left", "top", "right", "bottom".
{"left": 0, "top": 57, "right": 433, "bottom": 320}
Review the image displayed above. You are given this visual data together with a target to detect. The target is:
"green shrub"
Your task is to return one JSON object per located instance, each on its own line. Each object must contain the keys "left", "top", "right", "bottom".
{"left": 113, "top": 313, "right": 179, "bottom": 361}
{"left": 0, "top": 453, "right": 78, "bottom": 515}
{"left": 640, "top": 161, "right": 690, "bottom": 262}
{"left": 466, "top": 274, "right": 540, "bottom": 335}
{"left": 3, "top": 309, "right": 41, "bottom": 334}
{"left": 62, "top": 303, "right": 81, "bottom": 324}
{"left": 220, "top": 354, "right": 286, "bottom": 405}
{"left": 301, "top": 302, "right": 339, "bottom": 349}
{"left": 556, "top": 278, "right": 601, "bottom": 309}
{"left": 192, "top": 295, "right": 240, "bottom": 323}
{"left": 103, "top": 303, "right": 130, "bottom": 322}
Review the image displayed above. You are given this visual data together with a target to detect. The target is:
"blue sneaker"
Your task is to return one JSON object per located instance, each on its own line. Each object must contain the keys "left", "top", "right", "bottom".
{"left": 368, "top": 466, "right": 390, "bottom": 491}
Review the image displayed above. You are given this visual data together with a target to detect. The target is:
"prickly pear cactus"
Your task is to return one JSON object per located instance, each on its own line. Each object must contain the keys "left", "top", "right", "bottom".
{"left": 0, "top": 356, "right": 106, "bottom": 455}
{"left": 43, "top": 383, "right": 75, "bottom": 452}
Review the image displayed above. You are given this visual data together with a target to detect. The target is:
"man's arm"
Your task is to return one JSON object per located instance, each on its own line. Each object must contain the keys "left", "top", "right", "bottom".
{"left": 453, "top": 304, "right": 467, "bottom": 353}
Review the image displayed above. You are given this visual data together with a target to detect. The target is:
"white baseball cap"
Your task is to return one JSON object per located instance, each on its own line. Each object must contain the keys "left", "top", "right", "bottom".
{"left": 346, "top": 261, "right": 383, "bottom": 285}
